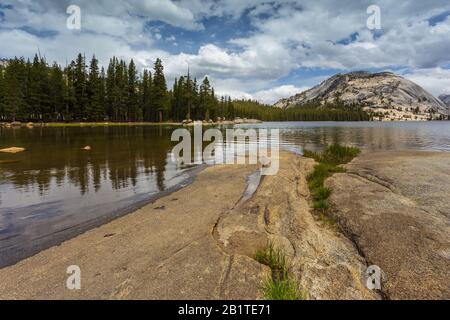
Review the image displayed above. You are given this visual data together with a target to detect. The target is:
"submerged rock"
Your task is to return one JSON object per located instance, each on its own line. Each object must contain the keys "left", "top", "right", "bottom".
{"left": 0, "top": 147, "right": 26, "bottom": 153}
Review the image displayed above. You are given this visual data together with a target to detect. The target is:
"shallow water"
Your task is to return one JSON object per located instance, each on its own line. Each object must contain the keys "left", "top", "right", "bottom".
{"left": 1, "top": 121, "right": 449, "bottom": 267}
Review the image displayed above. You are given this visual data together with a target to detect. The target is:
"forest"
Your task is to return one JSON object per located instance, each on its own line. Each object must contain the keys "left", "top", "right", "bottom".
{"left": 0, "top": 54, "right": 371, "bottom": 123}
{"left": 232, "top": 99, "right": 371, "bottom": 121}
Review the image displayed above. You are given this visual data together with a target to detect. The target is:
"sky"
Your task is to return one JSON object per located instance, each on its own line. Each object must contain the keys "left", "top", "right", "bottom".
{"left": 1, "top": 0, "right": 450, "bottom": 104}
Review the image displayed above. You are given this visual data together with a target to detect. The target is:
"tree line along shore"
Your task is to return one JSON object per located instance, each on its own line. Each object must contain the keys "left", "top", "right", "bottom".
{"left": 0, "top": 53, "right": 375, "bottom": 125}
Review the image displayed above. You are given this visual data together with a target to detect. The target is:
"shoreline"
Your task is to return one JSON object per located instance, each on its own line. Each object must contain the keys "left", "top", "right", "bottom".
{"left": 1, "top": 119, "right": 449, "bottom": 130}
{"left": 0, "top": 164, "right": 206, "bottom": 269}
{"left": 0, "top": 150, "right": 448, "bottom": 299}
{"left": 0, "top": 159, "right": 262, "bottom": 299}
{"left": 0, "top": 119, "right": 263, "bottom": 128}
{"left": 0, "top": 151, "right": 375, "bottom": 300}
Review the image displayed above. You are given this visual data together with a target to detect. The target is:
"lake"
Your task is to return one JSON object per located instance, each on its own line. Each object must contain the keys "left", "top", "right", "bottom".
{"left": 1, "top": 121, "right": 450, "bottom": 267}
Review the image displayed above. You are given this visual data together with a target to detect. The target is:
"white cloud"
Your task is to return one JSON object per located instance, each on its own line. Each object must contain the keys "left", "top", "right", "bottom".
{"left": 1, "top": 0, "right": 450, "bottom": 104}
{"left": 402, "top": 68, "right": 450, "bottom": 96}
{"left": 252, "top": 85, "right": 310, "bottom": 104}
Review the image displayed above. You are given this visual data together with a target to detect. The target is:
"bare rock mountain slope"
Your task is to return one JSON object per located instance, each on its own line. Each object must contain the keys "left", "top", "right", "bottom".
{"left": 275, "top": 71, "right": 449, "bottom": 121}
{"left": 439, "top": 94, "right": 450, "bottom": 107}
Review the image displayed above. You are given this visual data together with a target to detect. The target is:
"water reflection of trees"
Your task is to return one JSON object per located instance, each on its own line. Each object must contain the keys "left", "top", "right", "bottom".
{"left": 0, "top": 124, "right": 439, "bottom": 197}
{"left": 0, "top": 126, "right": 175, "bottom": 195}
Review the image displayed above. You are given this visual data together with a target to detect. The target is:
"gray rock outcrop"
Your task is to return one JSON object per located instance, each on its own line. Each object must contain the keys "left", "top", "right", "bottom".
{"left": 326, "top": 151, "right": 450, "bottom": 299}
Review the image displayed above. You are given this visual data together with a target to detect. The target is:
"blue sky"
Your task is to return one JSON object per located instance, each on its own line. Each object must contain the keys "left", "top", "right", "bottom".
{"left": 1, "top": 0, "right": 450, "bottom": 103}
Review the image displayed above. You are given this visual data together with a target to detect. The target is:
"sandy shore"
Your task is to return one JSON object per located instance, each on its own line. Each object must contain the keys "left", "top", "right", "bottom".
{"left": 0, "top": 150, "right": 448, "bottom": 299}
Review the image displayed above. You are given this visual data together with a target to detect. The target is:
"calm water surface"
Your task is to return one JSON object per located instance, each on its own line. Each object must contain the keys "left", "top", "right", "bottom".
{"left": 1, "top": 121, "right": 449, "bottom": 266}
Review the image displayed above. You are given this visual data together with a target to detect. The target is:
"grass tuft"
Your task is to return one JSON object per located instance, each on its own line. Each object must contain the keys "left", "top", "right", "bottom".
{"left": 304, "top": 144, "right": 360, "bottom": 165}
{"left": 255, "top": 242, "right": 305, "bottom": 300}
{"left": 304, "top": 144, "right": 360, "bottom": 227}
{"left": 255, "top": 242, "right": 288, "bottom": 280}
{"left": 262, "top": 277, "right": 306, "bottom": 300}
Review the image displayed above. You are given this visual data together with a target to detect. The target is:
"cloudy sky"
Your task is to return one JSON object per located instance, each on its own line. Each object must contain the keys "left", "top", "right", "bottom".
{"left": 1, "top": 0, "right": 450, "bottom": 103}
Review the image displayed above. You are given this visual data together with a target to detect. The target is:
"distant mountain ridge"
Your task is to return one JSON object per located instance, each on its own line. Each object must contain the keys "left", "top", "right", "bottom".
{"left": 439, "top": 94, "right": 450, "bottom": 107}
{"left": 274, "top": 71, "right": 450, "bottom": 121}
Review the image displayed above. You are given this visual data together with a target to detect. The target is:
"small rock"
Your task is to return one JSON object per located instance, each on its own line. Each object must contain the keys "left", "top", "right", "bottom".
{"left": 260, "top": 156, "right": 271, "bottom": 168}
{"left": 0, "top": 147, "right": 26, "bottom": 154}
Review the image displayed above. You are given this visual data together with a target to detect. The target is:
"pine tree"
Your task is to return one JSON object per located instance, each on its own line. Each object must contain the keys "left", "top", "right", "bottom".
{"left": 0, "top": 65, "right": 6, "bottom": 120}
{"left": 184, "top": 72, "right": 192, "bottom": 120}
{"left": 48, "top": 62, "right": 65, "bottom": 120}
{"left": 64, "top": 61, "right": 77, "bottom": 121}
{"left": 199, "top": 76, "right": 216, "bottom": 121}
{"left": 127, "top": 59, "right": 139, "bottom": 121}
{"left": 115, "top": 59, "right": 128, "bottom": 121}
{"left": 73, "top": 53, "right": 88, "bottom": 120}
{"left": 99, "top": 67, "right": 106, "bottom": 120}
{"left": 141, "top": 69, "right": 153, "bottom": 121}
{"left": 151, "top": 58, "right": 168, "bottom": 122}
{"left": 87, "top": 55, "right": 104, "bottom": 121}
{"left": 4, "top": 58, "right": 27, "bottom": 121}
{"left": 106, "top": 57, "right": 117, "bottom": 120}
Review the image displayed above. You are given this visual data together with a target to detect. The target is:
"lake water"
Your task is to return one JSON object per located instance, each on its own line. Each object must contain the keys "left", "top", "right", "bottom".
{"left": 1, "top": 121, "right": 450, "bottom": 267}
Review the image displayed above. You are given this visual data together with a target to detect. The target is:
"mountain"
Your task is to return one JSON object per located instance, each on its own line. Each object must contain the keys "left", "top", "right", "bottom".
{"left": 439, "top": 94, "right": 450, "bottom": 107}
{"left": 274, "top": 71, "right": 450, "bottom": 121}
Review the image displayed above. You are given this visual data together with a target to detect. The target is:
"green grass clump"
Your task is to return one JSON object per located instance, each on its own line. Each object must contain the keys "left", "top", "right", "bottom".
{"left": 312, "top": 199, "right": 329, "bottom": 210}
{"left": 304, "top": 144, "right": 360, "bottom": 165}
{"left": 312, "top": 186, "right": 332, "bottom": 200}
{"left": 255, "top": 242, "right": 288, "bottom": 280}
{"left": 255, "top": 242, "right": 305, "bottom": 300}
{"left": 304, "top": 144, "right": 360, "bottom": 226}
{"left": 262, "top": 277, "right": 305, "bottom": 300}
